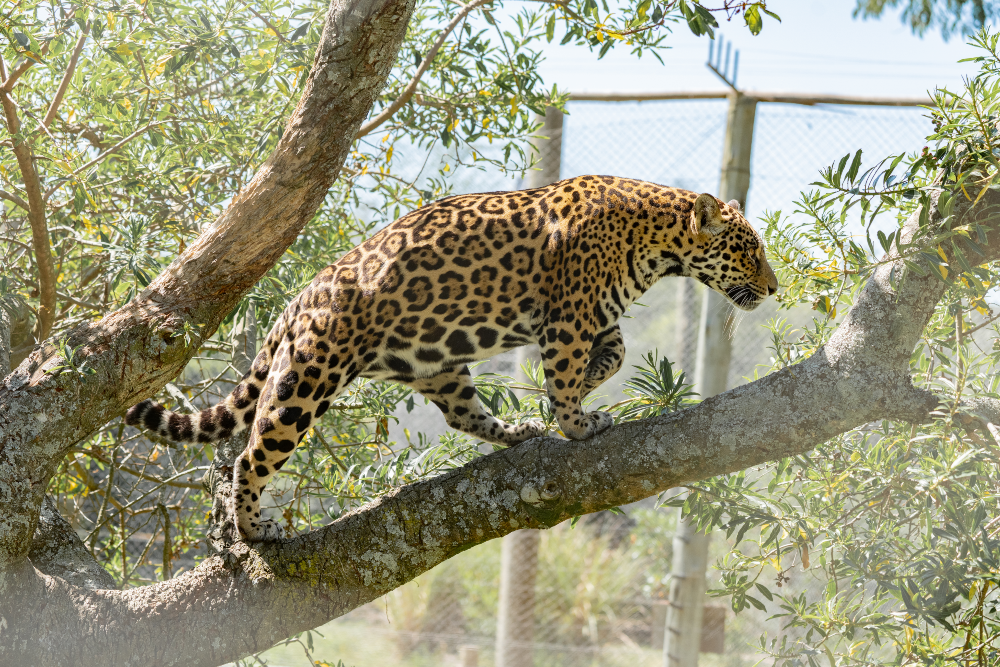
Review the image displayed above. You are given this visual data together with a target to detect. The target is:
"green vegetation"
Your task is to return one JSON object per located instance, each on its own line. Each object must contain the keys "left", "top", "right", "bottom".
{"left": 675, "top": 30, "right": 1000, "bottom": 665}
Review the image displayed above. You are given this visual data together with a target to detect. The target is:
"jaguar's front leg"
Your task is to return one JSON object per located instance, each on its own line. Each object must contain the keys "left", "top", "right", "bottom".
{"left": 581, "top": 324, "right": 625, "bottom": 399}
{"left": 409, "top": 366, "right": 546, "bottom": 446}
{"left": 539, "top": 329, "right": 614, "bottom": 440}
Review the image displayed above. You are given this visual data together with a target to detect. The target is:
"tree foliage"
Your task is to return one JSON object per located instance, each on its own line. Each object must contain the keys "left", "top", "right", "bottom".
{"left": 854, "top": 0, "right": 996, "bottom": 39}
{"left": 676, "top": 30, "right": 1000, "bottom": 665}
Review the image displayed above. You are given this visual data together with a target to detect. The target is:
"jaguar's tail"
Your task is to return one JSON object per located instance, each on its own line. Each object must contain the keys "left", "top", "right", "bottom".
{"left": 125, "top": 320, "right": 283, "bottom": 443}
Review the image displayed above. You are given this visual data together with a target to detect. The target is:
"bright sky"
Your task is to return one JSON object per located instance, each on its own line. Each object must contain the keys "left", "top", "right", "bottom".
{"left": 538, "top": 0, "right": 986, "bottom": 98}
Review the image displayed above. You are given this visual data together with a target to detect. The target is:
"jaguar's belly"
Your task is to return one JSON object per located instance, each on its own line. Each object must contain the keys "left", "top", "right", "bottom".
{"left": 359, "top": 326, "right": 534, "bottom": 383}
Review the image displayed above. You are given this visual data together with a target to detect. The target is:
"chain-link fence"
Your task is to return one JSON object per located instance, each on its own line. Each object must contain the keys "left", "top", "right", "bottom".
{"left": 250, "top": 98, "right": 934, "bottom": 667}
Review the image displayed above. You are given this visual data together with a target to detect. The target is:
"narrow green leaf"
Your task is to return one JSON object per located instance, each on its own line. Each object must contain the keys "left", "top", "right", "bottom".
{"left": 846, "top": 149, "right": 863, "bottom": 182}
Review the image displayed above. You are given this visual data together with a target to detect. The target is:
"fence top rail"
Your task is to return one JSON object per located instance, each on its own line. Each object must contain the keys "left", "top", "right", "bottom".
{"left": 568, "top": 90, "right": 933, "bottom": 107}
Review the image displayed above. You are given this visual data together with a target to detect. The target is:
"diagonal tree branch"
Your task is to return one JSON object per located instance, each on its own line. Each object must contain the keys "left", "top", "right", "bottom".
{"left": 356, "top": 0, "right": 492, "bottom": 138}
{"left": 42, "top": 23, "right": 90, "bottom": 129}
{"left": 0, "top": 189, "right": 29, "bottom": 212}
{"left": 0, "top": 60, "right": 57, "bottom": 344}
{"left": 0, "top": 42, "right": 52, "bottom": 93}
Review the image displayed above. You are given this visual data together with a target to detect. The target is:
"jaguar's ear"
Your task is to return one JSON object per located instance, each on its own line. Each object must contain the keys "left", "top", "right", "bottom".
{"left": 690, "top": 193, "right": 727, "bottom": 236}
{"left": 727, "top": 199, "right": 741, "bottom": 213}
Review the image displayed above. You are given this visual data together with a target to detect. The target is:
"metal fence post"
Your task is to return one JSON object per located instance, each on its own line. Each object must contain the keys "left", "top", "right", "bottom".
{"left": 663, "top": 92, "right": 757, "bottom": 667}
{"left": 495, "top": 105, "right": 562, "bottom": 667}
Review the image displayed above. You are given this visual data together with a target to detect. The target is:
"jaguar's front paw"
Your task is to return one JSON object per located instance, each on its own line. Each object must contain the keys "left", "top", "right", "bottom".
{"left": 561, "top": 410, "right": 614, "bottom": 440}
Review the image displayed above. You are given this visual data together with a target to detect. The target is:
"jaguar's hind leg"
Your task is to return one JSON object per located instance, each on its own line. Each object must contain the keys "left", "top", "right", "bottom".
{"left": 409, "top": 366, "right": 545, "bottom": 446}
{"left": 231, "top": 346, "right": 356, "bottom": 542}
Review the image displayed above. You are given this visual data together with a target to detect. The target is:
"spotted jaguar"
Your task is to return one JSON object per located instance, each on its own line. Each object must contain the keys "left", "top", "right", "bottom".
{"left": 126, "top": 175, "right": 778, "bottom": 541}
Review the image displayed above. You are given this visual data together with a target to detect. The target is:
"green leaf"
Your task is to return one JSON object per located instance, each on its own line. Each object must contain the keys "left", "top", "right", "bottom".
{"left": 744, "top": 6, "right": 762, "bottom": 35}
{"left": 545, "top": 13, "right": 556, "bottom": 42}
{"left": 846, "top": 149, "right": 863, "bottom": 182}
{"left": 290, "top": 22, "right": 310, "bottom": 41}
{"left": 755, "top": 583, "right": 774, "bottom": 601}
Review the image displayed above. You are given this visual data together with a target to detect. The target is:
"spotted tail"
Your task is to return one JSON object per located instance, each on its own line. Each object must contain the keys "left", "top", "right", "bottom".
{"left": 125, "top": 321, "right": 283, "bottom": 443}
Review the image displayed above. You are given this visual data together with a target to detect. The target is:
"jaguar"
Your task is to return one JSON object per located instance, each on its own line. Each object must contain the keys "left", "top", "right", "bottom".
{"left": 126, "top": 175, "right": 778, "bottom": 541}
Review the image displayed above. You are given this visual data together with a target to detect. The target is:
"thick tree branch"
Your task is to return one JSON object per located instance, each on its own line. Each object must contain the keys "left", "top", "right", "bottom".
{"left": 28, "top": 496, "right": 117, "bottom": 591}
{"left": 355, "top": 0, "right": 492, "bottom": 138}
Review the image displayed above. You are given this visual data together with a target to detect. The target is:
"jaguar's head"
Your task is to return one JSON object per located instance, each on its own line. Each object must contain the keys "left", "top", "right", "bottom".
{"left": 687, "top": 193, "right": 778, "bottom": 311}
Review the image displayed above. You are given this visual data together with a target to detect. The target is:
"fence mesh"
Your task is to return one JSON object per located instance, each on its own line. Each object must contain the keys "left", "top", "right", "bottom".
{"left": 230, "top": 99, "right": 934, "bottom": 667}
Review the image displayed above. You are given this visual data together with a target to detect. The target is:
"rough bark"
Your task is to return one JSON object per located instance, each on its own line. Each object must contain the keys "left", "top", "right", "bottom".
{"left": 27, "top": 496, "right": 117, "bottom": 591}
{"left": 0, "top": 2, "right": 998, "bottom": 664}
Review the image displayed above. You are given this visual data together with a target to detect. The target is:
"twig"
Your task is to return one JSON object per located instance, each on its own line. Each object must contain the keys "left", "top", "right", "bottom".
{"left": 70, "top": 448, "right": 203, "bottom": 490}
{"left": 238, "top": 1, "right": 288, "bottom": 43}
{"left": 943, "top": 309, "right": 1000, "bottom": 343}
{"left": 44, "top": 121, "right": 166, "bottom": 200}
{"left": 355, "top": 0, "right": 493, "bottom": 139}
{"left": 43, "top": 23, "right": 90, "bottom": 128}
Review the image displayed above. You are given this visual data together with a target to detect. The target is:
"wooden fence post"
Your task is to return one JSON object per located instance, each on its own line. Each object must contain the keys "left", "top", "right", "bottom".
{"left": 495, "top": 105, "right": 562, "bottom": 667}
{"left": 663, "top": 91, "right": 757, "bottom": 667}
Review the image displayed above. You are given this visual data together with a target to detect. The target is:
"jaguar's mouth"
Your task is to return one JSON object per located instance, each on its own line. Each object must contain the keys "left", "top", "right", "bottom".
{"left": 724, "top": 285, "right": 764, "bottom": 311}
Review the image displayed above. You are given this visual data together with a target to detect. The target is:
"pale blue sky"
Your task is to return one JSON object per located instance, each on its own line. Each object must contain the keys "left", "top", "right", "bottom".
{"left": 537, "top": 0, "right": 986, "bottom": 98}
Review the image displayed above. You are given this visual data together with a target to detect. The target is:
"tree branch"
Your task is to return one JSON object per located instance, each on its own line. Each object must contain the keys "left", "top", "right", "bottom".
{"left": 0, "top": 302, "right": 9, "bottom": 379}
{"left": 27, "top": 496, "right": 117, "bottom": 591}
{"left": 0, "top": 189, "right": 29, "bottom": 212}
{"left": 0, "top": 42, "right": 51, "bottom": 93}
{"left": 42, "top": 24, "right": 90, "bottom": 129}
{"left": 0, "top": 63, "right": 57, "bottom": 344}
{"left": 355, "top": 0, "right": 492, "bottom": 139}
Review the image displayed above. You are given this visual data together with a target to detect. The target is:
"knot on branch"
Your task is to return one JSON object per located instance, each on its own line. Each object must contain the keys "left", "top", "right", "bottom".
{"left": 519, "top": 479, "right": 562, "bottom": 506}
